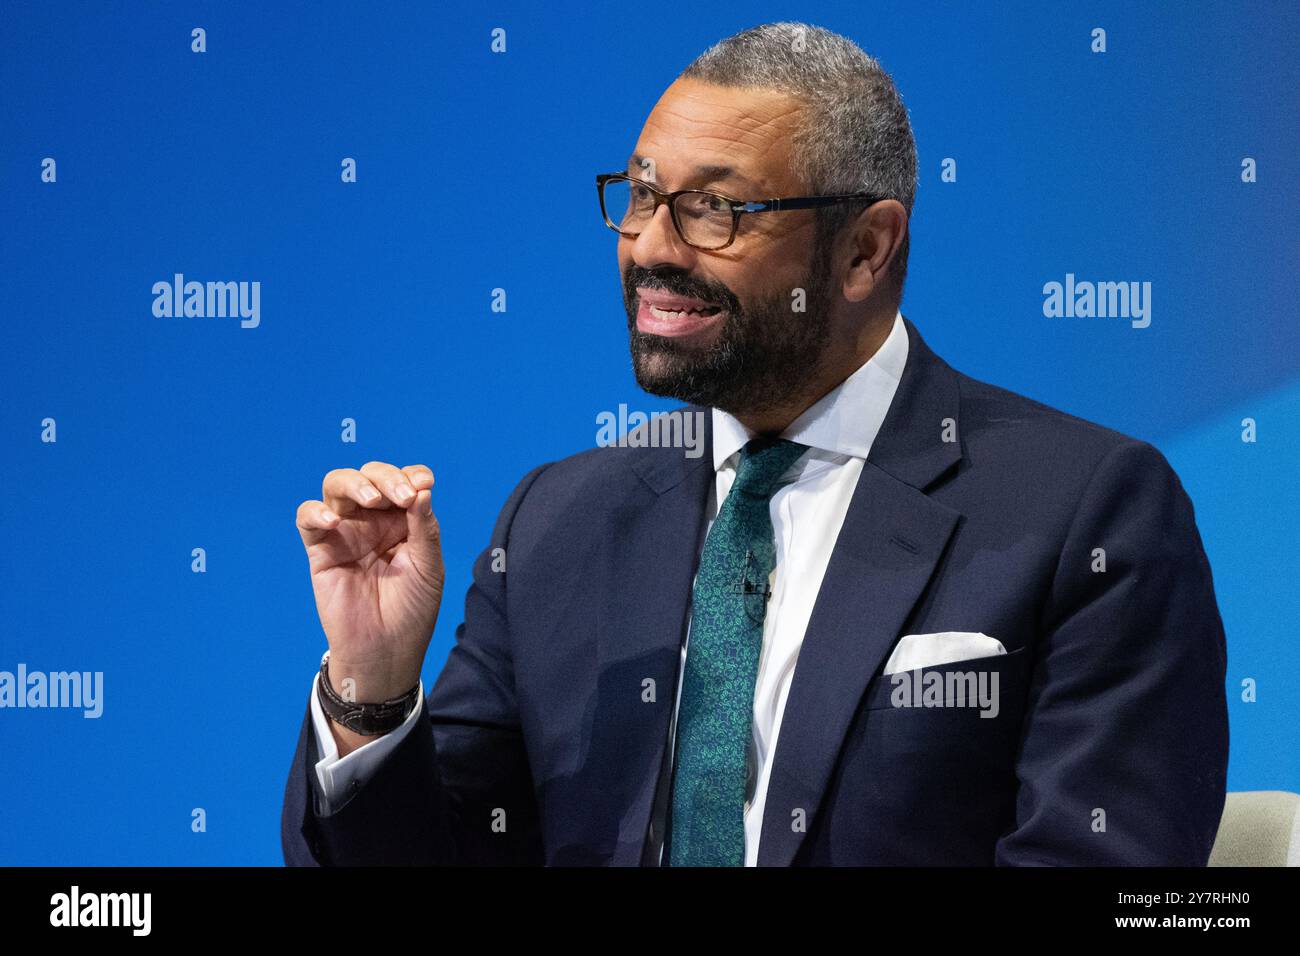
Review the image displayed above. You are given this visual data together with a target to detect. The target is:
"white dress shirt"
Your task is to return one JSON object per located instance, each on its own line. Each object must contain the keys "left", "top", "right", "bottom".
{"left": 309, "top": 310, "right": 910, "bottom": 865}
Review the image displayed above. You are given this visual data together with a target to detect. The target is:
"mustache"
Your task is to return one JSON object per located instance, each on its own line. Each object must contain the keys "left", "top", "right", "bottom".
{"left": 622, "top": 266, "right": 741, "bottom": 313}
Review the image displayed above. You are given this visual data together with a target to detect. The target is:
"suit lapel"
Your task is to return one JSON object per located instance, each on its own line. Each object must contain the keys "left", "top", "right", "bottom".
{"left": 757, "top": 317, "right": 966, "bottom": 865}
{"left": 599, "top": 419, "right": 714, "bottom": 864}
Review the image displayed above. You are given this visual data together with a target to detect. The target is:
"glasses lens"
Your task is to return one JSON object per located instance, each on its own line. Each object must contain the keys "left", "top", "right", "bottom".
{"left": 602, "top": 178, "right": 656, "bottom": 234}
{"left": 672, "top": 191, "right": 734, "bottom": 249}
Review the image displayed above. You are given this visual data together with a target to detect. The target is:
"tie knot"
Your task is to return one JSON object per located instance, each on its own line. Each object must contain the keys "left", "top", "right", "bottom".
{"left": 732, "top": 437, "right": 808, "bottom": 499}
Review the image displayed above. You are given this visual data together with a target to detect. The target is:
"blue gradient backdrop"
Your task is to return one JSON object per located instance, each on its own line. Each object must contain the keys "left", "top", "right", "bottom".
{"left": 1, "top": 1, "right": 1296, "bottom": 863}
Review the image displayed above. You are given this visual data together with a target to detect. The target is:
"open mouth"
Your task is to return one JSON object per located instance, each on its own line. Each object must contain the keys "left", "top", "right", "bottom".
{"left": 648, "top": 303, "right": 723, "bottom": 319}
{"left": 635, "top": 287, "right": 730, "bottom": 339}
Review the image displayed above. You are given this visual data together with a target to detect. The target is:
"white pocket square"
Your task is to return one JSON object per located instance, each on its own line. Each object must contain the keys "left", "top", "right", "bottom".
{"left": 882, "top": 631, "right": 1007, "bottom": 675}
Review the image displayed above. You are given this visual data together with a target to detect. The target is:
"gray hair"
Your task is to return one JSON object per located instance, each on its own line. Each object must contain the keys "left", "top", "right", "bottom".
{"left": 680, "top": 22, "right": 917, "bottom": 300}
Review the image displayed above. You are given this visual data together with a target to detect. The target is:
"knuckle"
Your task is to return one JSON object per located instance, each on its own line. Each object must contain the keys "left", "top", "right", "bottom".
{"left": 323, "top": 467, "right": 357, "bottom": 491}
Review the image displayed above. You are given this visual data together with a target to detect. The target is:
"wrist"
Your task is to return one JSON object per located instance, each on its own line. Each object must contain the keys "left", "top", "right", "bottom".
{"left": 323, "top": 651, "right": 422, "bottom": 703}
{"left": 329, "top": 719, "right": 384, "bottom": 756}
{"left": 317, "top": 651, "right": 420, "bottom": 739}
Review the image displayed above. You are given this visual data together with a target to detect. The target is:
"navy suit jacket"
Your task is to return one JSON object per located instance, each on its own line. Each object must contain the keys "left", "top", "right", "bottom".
{"left": 282, "top": 317, "right": 1229, "bottom": 866}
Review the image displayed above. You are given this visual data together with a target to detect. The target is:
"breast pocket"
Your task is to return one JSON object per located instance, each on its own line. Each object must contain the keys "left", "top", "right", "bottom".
{"left": 826, "top": 645, "right": 1032, "bottom": 860}
{"left": 860, "top": 644, "right": 1030, "bottom": 717}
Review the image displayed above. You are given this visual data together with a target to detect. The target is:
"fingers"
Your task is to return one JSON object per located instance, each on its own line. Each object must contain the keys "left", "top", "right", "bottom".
{"left": 300, "top": 462, "right": 440, "bottom": 561}
{"left": 401, "top": 464, "right": 435, "bottom": 491}
{"left": 322, "top": 467, "right": 384, "bottom": 512}
{"left": 318, "top": 462, "right": 436, "bottom": 514}
{"left": 297, "top": 499, "right": 341, "bottom": 529}
{"left": 321, "top": 462, "right": 420, "bottom": 513}
{"left": 296, "top": 498, "right": 341, "bottom": 546}
{"left": 360, "top": 461, "right": 421, "bottom": 509}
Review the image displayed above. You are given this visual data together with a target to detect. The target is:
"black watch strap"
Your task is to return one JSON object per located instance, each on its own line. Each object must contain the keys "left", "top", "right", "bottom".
{"left": 316, "top": 652, "right": 419, "bottom": 736}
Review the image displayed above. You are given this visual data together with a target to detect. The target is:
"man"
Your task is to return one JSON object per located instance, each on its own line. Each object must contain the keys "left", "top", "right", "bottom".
{"left": 282, "top": 22, "right": 1228, "bottom": 866}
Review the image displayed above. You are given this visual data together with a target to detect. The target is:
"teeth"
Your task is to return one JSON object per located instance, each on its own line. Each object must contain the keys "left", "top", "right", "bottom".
{"left": 649, "top": 304, "right": 719, "bottom": 318}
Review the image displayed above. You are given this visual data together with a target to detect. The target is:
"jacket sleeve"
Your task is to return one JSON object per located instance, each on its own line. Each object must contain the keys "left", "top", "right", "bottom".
{"left": 994, "top": 439, "right": 1229, "bottom": 865}
{"left": 308, "top": 670, "right": 425, "bottom": 815}
{"left": 281, "top": 463, "right": 552, "bottom": 865}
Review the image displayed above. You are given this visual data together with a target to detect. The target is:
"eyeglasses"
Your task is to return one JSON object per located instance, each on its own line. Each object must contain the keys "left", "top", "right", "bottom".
{"left": 596, "top": 172, "right": 888, "bottom": 251}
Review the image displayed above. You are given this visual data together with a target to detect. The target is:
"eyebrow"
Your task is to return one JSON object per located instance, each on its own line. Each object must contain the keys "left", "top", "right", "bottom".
{"left": 627, "top": 153, "right": 762, "bottom": 194}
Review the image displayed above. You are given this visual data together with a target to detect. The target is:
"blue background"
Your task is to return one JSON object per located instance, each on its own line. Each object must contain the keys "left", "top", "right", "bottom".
{"left": 1, "top": 0, "right": 1295, "bottom": 864}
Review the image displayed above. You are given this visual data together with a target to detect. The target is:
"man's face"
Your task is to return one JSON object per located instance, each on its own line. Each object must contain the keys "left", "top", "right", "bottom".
{"left": 618, "top": 78, "right": 840, "bottom": 415}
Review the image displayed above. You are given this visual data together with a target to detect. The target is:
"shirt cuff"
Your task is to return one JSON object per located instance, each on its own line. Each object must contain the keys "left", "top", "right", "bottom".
{"left": 309, "top": 669, "right": 425, "bottom": 816}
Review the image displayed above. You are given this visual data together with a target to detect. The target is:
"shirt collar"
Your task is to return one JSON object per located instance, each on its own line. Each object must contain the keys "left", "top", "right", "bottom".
{"left": 711, "top": 309, "right": 909, "bottom": 471}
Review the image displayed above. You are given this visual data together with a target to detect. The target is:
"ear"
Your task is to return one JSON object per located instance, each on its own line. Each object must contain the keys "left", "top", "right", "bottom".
{"left": 841, "top": 199, "right": 908, "bottom": 304}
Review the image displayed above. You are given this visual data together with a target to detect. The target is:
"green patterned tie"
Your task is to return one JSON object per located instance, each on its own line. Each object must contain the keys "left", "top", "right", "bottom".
{"left": 667, "top": 436, "right": 809, "bottom": 866}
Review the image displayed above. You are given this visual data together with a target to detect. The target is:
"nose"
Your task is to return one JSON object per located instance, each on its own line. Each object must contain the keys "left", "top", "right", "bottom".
{"left": 629, "top": 203, "right": 697, "bottom": 272}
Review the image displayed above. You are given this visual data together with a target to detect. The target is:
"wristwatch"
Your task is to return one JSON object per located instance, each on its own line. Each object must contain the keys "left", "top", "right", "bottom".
{"left": 316, "top": 651, "right": 419, "bottom": 736}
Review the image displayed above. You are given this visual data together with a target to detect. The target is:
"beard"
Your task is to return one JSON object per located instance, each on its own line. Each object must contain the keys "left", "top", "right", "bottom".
{"left": 622, "top": 240, "right": 836, "bottom": 417}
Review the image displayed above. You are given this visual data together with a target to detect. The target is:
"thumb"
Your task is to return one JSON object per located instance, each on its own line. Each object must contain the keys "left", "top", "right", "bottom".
{"left": 404, "top": 488, "right": 443, "bottom": 581}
